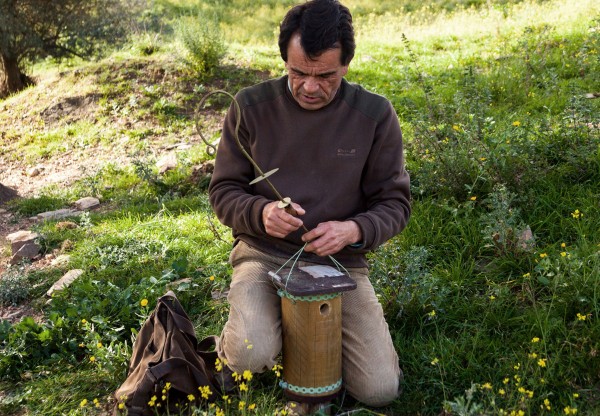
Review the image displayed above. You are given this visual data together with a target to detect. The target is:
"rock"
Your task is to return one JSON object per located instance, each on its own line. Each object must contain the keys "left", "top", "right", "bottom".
{"left": 194, "top": 161, "right": 215, "bottom": 175}
{"left": 27, "top": 167, "right": 42, "bottom": 177}
{"left": 35, "top": 208, "right": 80, "bottom": 221}
{"left": 10, "top": 242, "right": 42, "bottom": 264}
{"left": 61, "top": 239, "right": 75, "bottom": 251}
{"left": 167, "top": 278, "right": 192, "bottom": 290}
{"left": 73, "top": 197, "right": 100, "bottom": 211}
{"left": 51, "top": 254, "right": 71, "bottom": 267}
{"left": 6, "top": 230, "right": 40, "bottom": 253}
{"left": 46, "top": 269, "right": 84, "bottom": 296}
{"left": 56, "top": 221, "right": 79, "bottom": 230}
{"left": 157, "top": 152, "right": 178, "bottom": 174}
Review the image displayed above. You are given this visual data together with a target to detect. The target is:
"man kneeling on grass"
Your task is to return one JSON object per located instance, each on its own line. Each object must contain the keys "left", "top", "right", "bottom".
{"left": 209, "top": 0, "right": 411, "bottom": 413}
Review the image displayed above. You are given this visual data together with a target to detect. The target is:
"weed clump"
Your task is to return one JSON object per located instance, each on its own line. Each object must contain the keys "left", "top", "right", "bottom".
{"left": 177, "top": 13, "right": 226, "bottom": 79}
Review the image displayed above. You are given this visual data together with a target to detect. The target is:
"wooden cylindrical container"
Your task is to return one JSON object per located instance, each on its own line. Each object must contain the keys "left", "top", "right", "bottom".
{"left": 269, "top": 265, "right": 356, "bottom": 403}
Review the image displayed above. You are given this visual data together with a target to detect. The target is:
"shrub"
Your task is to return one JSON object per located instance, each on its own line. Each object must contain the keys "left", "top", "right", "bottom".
{"left": 177, "top": 13, "right": 226, "bottom": 78}
{"left": 0, "top": 269, "right": 29, "bottom": 306}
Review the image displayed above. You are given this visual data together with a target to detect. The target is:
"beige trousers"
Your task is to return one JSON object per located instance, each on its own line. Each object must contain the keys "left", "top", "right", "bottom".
{"left": 218, "top": 241, "right": 402, "bottom": 407}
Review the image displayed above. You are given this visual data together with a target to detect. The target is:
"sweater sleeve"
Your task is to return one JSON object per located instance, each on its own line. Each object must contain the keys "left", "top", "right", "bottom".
{"left": 208, "top": 99, "right": 270, "bottom": 237}
{"left": 347, "top": 101, "right": 411, "bottom": 252}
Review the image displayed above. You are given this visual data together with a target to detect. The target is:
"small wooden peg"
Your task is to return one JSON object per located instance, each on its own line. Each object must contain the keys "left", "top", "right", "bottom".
{"left": 277, "top": 197, "right": 292, "bottom": 209}
{"left": 249, "top": 168, "right": 279, "bottom": 185}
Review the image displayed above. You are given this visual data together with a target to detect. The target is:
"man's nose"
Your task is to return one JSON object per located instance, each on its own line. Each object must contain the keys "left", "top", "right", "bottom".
{"left": 303, "top": 77, "right": 319, "bottom": 94}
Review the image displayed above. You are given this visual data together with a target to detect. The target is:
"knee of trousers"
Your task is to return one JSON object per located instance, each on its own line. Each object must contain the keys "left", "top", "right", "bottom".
{"left": 345, "top": 368, "right": 401, "bottom": 407}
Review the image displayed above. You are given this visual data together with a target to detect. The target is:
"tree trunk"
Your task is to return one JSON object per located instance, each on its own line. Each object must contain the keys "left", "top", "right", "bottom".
{"left": 0, "top": 53, "right": 25, "bottom": 98}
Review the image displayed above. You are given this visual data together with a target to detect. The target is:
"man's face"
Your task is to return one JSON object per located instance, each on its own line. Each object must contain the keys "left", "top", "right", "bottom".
{"left": 285, "top": 33, "right": 349, "bottom": 111}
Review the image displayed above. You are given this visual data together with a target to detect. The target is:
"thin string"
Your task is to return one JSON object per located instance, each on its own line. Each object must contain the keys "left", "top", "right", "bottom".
{"left": 273, "top": 243, "right": 308, "bottom": 291}
{"left": 328, "top": 255, "right": 350, "bottom": 276}
{"left": 271, "top": 244, "right": 352, "bottom": 294}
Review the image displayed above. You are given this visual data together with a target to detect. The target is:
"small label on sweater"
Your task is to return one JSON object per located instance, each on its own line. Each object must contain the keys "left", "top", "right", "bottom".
{"left": 336, "top": 148, "right": 357, "bottom": 157}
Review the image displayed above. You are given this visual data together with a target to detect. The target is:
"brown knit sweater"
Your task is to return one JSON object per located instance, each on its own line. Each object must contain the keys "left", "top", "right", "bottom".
{"left": 208, "top": 76, "right": 411, "bottom": 268}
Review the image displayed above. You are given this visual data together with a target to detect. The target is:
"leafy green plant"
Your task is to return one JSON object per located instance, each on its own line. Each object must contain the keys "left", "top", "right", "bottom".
{"left": 0, "top": 269, "right": 29, "bottom": 306}
{"left": 177, "top": 13, "right": 226, "bottom": 78}
{"left": 479, "top": 184, "right": 534, "bottom": 257}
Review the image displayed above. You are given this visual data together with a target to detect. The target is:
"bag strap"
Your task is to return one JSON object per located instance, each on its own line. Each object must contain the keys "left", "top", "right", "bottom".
{"left": 159, "top": 292, "right": 198, "bottom": 343}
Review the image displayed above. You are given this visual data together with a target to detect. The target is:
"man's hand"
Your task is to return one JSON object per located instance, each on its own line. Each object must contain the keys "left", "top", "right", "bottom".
{"left": 302, "top": 220, "right": 362, "bottom": 257}
{"left": 262, "top": 201, "right": 305, "bottom": 238}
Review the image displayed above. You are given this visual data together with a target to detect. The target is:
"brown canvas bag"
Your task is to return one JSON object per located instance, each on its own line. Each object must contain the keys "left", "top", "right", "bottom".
{"left": 113, "top": 291, "right": 219, "bottom": 415}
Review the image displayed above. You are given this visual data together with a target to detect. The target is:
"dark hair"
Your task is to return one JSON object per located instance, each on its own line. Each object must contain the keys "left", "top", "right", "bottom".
{"left": 279, "top": 0, "right": 355, "bottom": 65}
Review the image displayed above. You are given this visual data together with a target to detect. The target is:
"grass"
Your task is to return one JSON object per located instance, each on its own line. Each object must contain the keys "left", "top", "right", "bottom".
{"left": 0, "top": 0, "right": 599, "bottom": 415}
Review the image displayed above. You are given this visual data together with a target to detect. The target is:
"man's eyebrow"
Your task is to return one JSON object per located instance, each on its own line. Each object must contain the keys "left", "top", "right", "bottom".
{"left": 290, "top": 67, "right": 337, "bottom": 77}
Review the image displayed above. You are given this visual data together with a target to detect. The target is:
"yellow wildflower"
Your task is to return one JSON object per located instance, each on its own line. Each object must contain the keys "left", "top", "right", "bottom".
{"left": 272, "top": 364, "right": 283, "bottom": 377}
{"left": 431, "top": 357, "right": 439, "bottom": 365}
{"left": 539, "top": 253, "right": 547, "bottom": 258}
{"left": 239, "top": 401, "right": 246, "bottom": 410}
{"left": 187, "top": 394, "right": 195, "bottom": 402}
{"left": 89, "top": 356, "right": 96, "bottom": 362}
{"left": 118, "top": 403, "right": 125, "bottom": 410}
{"left": 544, "top": 398, "right": 551, "bottom": 410}
{"left": 576, "top": 313, "right": 587, "bottom": 321}
{"left": 239, "top": 382, "right": 248, "bottom": 392}
{"left": 571, "top": 210, "right": 582, "bottom": 219}
{"left": 503, "top": 378, "right": 510, "bottom": 384}
{"left": 93, "top": 398, "right": 100, "bottom": 408}
{"left": 140, "top": 299, "right": 149, "bottom": 307}
{"left": 248, "top": 403, "right": 257, "bottom": 411}
{"left": 528, "top": 352, "right": 538, "bottom": 359}
{"left": 199, "top": 385, "right": 212, "bottom": 400}
{"left": 538, "top": 358, "right": 547, "bottom": 368}
{"left": 532, "top": 337, "right": 540, "bottom": 343}
{"left": 512, "top": 121, "right": 521, "bottom": 126}
{"left": 243, "top": 370, "right": 253, "bottom": 381}
{"left": 470, "top": 196, "right": 477, "bottom": 201}
{"left": 452, "top": 125, "right": 461, "bottom": 131}
{"left": 97, "top": 342, "right": 103, "bottom": 348}
{"left": 499, "top": 388, "right": 506, "bottom": 395}
{"left": 481, "top": 382, "right": 492, "bottom": 390}
{"left": 209, "top": 275, "right": 215, "bottom": 281}
{"left": 561, "top": 242, "right": 566, "bottom": 248}
{"left": 81, "top": 319, "right": 87, "bottom": 324}
{"left": 80, "top": 399, "right": 88, "bottom": 407}
{"left": 561, "top": 252, "right": 567, "bottom": 257}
